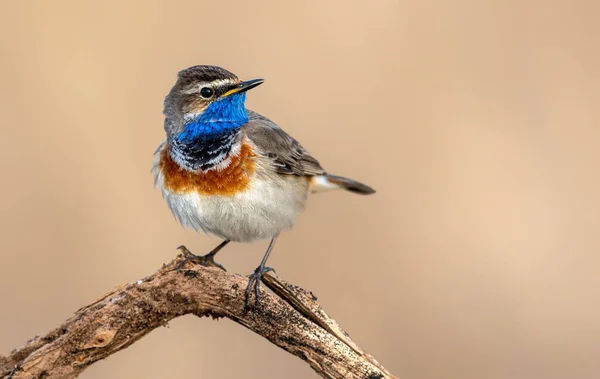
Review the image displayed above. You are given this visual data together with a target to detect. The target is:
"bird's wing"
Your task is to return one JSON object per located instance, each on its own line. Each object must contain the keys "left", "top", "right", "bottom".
{"left": 243, "top": 110, "right": 325, "bottom": 176}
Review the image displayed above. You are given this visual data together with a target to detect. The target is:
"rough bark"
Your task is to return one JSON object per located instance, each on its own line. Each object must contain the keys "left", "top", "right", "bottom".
{"left": 0, "top": 250, "right": 396, "bottom": 379}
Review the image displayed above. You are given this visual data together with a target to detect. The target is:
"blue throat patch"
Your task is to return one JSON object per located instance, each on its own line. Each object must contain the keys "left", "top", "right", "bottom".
{"left": 177, "top": 93, "right": 249, "bottom": 142}
{"left": 170, "top": 93, "right": 248, "bottom": 171}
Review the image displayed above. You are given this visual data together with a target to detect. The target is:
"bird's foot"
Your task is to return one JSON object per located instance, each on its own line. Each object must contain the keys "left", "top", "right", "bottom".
{"left": 176, "top": 245, "right": 227, "bottom": 272}
{"left": 245, "top": 266, "right": 275, "bottom": 308}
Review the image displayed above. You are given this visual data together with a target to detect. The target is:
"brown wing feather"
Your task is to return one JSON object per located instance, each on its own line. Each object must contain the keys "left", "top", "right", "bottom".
{"left": 243, "top": 110, "right": 325, "bottom": 176}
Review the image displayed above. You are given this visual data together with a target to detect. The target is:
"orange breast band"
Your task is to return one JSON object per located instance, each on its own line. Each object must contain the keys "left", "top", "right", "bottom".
{"left": 159, "top": 142, "right": 256, "bottom": 196}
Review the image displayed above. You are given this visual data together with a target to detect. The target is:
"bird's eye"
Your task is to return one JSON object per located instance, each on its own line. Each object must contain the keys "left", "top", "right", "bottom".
{"left": 200, "top": 87, "right": 214, "bottom": 98}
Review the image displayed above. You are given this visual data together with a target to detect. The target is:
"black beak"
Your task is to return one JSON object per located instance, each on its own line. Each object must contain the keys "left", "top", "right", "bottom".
{"left": 222, "top": 78, "right": 264, "bottom": 97}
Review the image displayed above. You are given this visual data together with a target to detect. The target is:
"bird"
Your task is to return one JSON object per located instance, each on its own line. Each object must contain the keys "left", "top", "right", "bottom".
{"left": 152, "top": 65, "right": 375, "bottom": 307}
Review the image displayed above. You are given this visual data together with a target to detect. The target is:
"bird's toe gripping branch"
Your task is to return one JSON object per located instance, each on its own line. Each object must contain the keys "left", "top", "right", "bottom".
{"left": 175, "top": 245, "right": 227, "bottom": 272}
{"left": 245, "top": 266, "right": 275, "bottom": 307}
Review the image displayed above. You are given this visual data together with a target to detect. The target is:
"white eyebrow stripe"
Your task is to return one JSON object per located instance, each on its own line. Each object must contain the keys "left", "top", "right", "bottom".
{"left": 181, "top": 79, "right": 239, "bottom": 94}
{"left": 212, "top": 78, "right": 238, "bottom": 87}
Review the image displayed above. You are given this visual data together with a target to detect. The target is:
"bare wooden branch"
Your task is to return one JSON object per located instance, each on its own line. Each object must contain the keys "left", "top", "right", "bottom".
{"left": 0, "top": 252, "right": 397, "bottom": 379}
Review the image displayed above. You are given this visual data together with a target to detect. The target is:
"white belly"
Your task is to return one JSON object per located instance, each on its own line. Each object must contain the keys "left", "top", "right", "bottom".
{"left": 158, "top": 175, "right": 309, "bottom": 242}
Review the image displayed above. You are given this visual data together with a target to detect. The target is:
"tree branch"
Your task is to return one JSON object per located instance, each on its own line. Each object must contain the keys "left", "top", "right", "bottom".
{"left": 0, "top": 250, "right": 396, "bottom": 379}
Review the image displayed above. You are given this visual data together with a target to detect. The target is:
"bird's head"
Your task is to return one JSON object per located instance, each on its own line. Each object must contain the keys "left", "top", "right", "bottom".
{"left": 163, "top": 65, "right": 263, "bottom": 142}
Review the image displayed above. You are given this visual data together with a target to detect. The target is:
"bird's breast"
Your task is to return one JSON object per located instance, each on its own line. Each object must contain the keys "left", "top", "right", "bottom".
{"left": 153, "top": 140, "right": 310, "bottom": 241}
{"left": 158, "top": 140, "right": 256, "bottom": 196}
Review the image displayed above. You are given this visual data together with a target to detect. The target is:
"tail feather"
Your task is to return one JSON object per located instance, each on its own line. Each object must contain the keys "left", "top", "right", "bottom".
{"left": 310, "top": 174, "right": 376, "bottom": 195}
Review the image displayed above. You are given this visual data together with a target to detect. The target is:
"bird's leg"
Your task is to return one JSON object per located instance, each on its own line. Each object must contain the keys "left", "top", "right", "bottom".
{"left": 245, "top": 235, "right": 278, "bottom": 307}
{"left": 176, "top": 240, "right": 230, "bottom": 272}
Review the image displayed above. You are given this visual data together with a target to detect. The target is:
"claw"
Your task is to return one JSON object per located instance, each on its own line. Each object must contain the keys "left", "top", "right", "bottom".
{"left": 244, "top": 236, "right": 279, "bottom": 309}
{"left": 177, "top": 245, "right": 193, "bottom": 257}
{"left": 244, "top": 266, "right": 273, "bottom": 308}
{"left": 254, "top": 278, "right": 261, "bottom": 303}
{"left": 174, "top": 245, "right": 227, "bottom": 272}
{"left": 175, "top": 255, "right": 194, "bottom": 271}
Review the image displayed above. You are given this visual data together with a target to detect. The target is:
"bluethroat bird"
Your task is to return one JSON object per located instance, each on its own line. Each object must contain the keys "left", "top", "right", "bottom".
{"left": 152, "top": 65, "right": 375, "bottom": 306}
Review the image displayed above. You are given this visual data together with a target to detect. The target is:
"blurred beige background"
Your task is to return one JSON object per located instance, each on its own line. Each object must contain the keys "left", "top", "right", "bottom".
{"left": 1, "top": 1, "right": 599, "bottom": 378}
